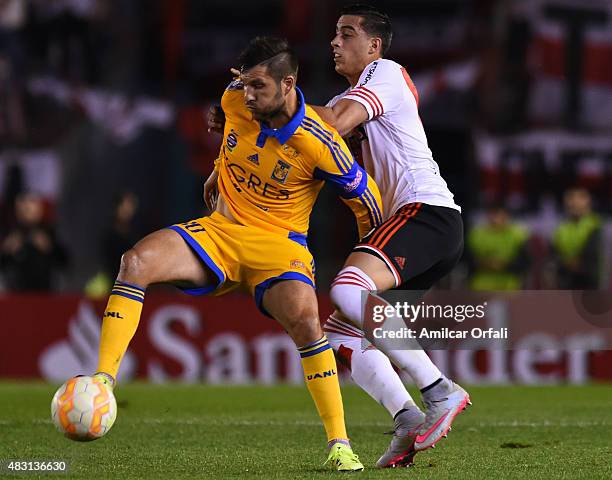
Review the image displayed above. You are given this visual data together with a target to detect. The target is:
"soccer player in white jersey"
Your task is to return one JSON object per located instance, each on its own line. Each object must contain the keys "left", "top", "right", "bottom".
{"left": 207, "top": 5, "right": 471, "bottom": 467}
{"left": 310, "top": 4, "right": 471, "bottom": 468}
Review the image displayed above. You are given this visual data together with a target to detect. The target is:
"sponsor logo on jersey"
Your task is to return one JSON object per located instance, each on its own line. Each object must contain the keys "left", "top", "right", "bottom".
{"left": 227, "top": 163, "right": 290, "bottom": 200}
{"left": 307, "top": 369, "right": 337, "bottom": 380}
{"left": 282, "top": 144, "right": 300, "bottom": 160}
{"left": 247, "top": 153, "right": 259, "bottom": 165}
{"left": 226, "top": 130, "right": 238, "bottom": 151}
{"left": 359, "top": 61, "right": 378, "bottom": 86}
{"left": 343, "top": 169, "right": 363, "bottom": 193}
{"left": 271, "top": 159, "right": 291, "bottom": 184}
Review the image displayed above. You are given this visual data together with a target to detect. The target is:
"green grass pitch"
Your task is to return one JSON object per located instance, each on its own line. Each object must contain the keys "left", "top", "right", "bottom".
{"left": 1, "top": 382, "right": 611, "bottom": 479}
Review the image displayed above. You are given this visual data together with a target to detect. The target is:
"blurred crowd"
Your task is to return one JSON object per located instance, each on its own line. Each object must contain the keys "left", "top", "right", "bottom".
{"left": 0, "top": 0, "right": 611, "bottom": 292}
{"left": 465, "top": 187, "right": 604, "bottom": 290}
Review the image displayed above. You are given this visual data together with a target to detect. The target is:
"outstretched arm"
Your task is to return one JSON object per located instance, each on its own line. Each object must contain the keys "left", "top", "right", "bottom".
{"left": 311, "top": 99, "right": 368, "bottom": 137}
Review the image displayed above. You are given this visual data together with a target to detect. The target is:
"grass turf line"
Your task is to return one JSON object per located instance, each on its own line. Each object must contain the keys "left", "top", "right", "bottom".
{"left": 0, "top": 383, "right": 611, "bottom": 479}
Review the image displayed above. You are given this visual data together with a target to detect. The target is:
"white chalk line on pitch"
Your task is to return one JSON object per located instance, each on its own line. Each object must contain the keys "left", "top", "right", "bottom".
{"left": 3, "top": 419, "right": 609, "bottom": 428}
{"left": 136, "top": 419, "right": 612, "bottom": 428}
{"left": 14, "top": 419, "right": 612, "bottom": 428}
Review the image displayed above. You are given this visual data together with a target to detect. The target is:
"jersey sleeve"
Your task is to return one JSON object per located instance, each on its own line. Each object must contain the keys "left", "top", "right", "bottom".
{"left": 313, "top": 131, "right": 383, "bottom": 239}
{"left": 342, "top": 60, "right": 405, "bottom": 121}
{"left": 220, "top": 79, "right": 248, "bottom": 122}
{"left": 214, "top": 80, "right": 245, "bottom": 172}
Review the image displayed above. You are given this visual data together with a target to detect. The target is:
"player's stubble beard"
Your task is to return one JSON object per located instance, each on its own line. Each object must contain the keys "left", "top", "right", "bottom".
{"left": 250, "top": 87, "right": 286, "bottom": 124}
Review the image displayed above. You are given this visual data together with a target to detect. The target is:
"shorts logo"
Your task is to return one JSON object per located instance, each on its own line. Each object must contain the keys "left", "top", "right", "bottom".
{"left": 247, "top": 153, "right": 259, "bottom": 165}
{"left": 271, "top": 159, "right": 291, "bottom": 184}
{"left": 226, "top": 130, "right": 238, "bottom": 151}
{"left": 290, "top": 259, "right": 306, "bottom": 270}
{"left": 394, "top": 256, "right": 406, "bottom": 269}
{"left": 343, "top": 169, "right": 363, "bottom": 193}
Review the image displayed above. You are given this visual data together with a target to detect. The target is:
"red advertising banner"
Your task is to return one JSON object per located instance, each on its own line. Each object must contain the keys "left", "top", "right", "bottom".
{"left": 0, "top": 292, "right": 610, "bottom": 384}
{"left": 0, "top": 293, "right": 302, "bottom": 384}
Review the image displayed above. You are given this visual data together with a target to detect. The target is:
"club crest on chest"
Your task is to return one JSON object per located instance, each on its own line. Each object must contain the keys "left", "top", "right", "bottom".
{"left": 271, "top": 159, "right": 291, "bottom": 184}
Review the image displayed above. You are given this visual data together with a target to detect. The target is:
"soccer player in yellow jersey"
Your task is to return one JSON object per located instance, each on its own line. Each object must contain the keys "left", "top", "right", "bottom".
{"left": 89, "top": 36, "right": 382, "bottom": 471}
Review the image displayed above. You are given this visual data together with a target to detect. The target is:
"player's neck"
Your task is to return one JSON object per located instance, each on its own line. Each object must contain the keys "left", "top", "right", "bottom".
{"left": 347, "top": 73, "right": 361, "bottom": 87}
{"left": 347, "top": 56, "right": 382, "bottom": 87}
{"left": 267, "top": 89, "right": 298, "bottom": 130}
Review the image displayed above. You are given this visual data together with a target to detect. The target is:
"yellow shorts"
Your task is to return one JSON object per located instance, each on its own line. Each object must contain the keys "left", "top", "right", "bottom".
{"left": 167, "top": 212, "right": 315, "bottom": 315}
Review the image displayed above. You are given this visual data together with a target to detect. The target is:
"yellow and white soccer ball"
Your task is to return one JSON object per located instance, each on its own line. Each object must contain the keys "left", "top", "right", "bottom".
{"left": 51, "top": 375, "right": 117, "bottom": 441}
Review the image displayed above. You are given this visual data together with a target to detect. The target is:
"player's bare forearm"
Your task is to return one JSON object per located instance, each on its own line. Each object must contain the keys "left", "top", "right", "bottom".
{"left": 203, "top": 169, "right": 219, "bottom": 211}
{"left": 311, "top": 106, "right": 338, "bottom": 129}
{"left": 311, "top": 99, "right": 368, "bottom": 137}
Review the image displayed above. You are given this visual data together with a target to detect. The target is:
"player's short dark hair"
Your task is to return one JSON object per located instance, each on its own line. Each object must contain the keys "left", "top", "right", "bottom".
{"left": 340, "top": 4, "right": 393, "bottom": 56}
{"left": 238, "top": 36, "right": 298, "bottom": 83}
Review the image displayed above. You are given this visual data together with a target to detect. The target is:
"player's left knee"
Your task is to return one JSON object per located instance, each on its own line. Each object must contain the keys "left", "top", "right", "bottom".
{"left": 282, "top": 302, "right": 322, "bottom": 345}
{"left": 118, "top": 248, "right": 144, "bottom": 280}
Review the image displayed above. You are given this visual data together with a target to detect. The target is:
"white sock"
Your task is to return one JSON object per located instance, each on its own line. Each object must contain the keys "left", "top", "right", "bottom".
{"left": 324, "top": 314, "right": 414, "bottom": 417}
{"left": 384, "top": 345, "right": 441, "bottom": 389}
{"left": 330, "top": 266, "right": 442, "bottom": 389}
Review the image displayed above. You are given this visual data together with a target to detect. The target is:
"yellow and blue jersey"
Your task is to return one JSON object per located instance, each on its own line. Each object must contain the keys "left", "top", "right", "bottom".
{"left": 216, "top": 81, "right": 383, "bottom": 240}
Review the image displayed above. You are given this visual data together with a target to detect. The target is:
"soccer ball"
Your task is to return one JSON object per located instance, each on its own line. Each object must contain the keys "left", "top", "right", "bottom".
{"left": 51, "top": 376, "right": 117, "bottom": 441}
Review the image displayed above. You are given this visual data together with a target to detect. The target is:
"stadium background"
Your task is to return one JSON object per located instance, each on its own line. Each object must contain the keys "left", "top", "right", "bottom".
{"left": 1, "top": 0, "right": 611, "bottom": 385}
